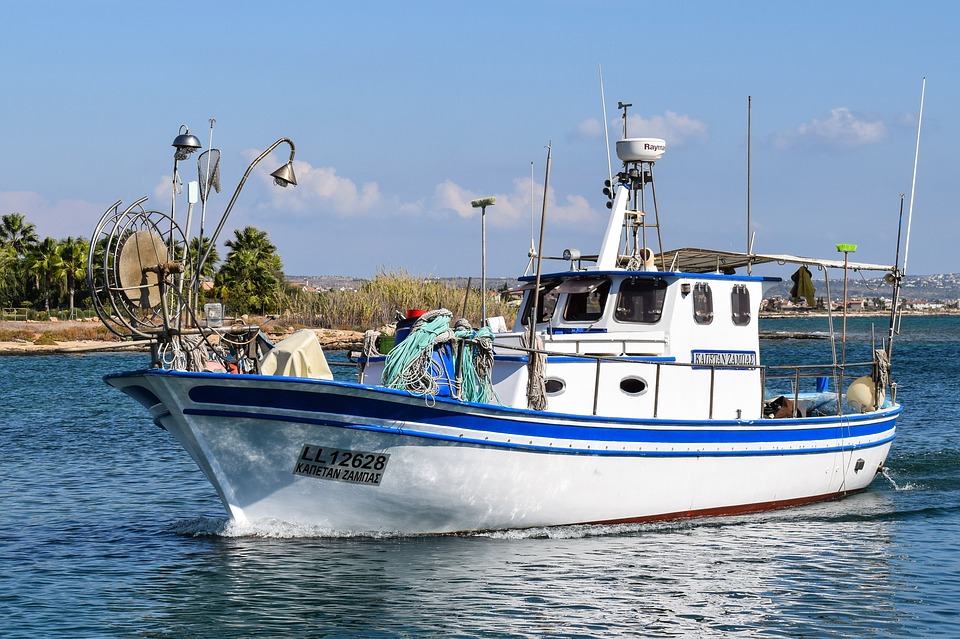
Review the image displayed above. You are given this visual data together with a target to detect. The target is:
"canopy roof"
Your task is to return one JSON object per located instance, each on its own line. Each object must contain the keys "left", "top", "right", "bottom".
{"left": 652, "top": 248, "right": 896, "bottom": 274}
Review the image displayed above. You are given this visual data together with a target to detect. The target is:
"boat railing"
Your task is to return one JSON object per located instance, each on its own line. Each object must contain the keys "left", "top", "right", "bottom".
{"left": 492, "top": 341, "right": 882, "bottom": 419}
{"left": 763, "top": 360, "right": 879, "bottom": 417}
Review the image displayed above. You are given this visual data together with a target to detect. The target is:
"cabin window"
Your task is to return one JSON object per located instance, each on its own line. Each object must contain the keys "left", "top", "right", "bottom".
{"left": 615, "top": 277, "right": 667, "bottom": 324}
{"left": 520, "top": 282, "right": 560, "bottom": 326}
{"left": 731, "top": 284, "right": 751, "bottom": 326}
{"left": 544, "top": 378, "right": 566, "bottom": 395}
{"left": 619, "top": 376, "right": 648, "bottom": 395}
{"left": 562, "top": 278, "right": 611, "bottom": 322}
{"left": 693, "top": 283, "right": 713, "bottom": 325}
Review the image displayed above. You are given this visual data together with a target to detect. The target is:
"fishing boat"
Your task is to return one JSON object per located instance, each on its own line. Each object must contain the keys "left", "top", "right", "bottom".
{"left": 90, "top": 113, "right": 912, "bottom": 535}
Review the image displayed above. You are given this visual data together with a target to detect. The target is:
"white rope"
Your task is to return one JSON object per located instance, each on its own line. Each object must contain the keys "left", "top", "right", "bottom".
{"left": 522, "top": 331, "right": 547, "bottom": 411}
{"left": 362, "top": 330, "right": 382, "bottom": 357}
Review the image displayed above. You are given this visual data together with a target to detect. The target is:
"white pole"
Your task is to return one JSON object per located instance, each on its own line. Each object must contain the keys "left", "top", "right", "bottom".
{"left": 481, "top": 204, "right": 487, "bottom": 321}
{"left": 902, "top": 77, "right": 925, "bottom": 276}
{"left": 599, "top": 64, "right": 612, "bottom": 188}
{"left": 747, "top": 95, "right": 752, "bottom": 274}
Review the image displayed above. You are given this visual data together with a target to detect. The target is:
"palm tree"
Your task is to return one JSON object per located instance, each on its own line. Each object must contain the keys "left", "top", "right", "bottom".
{"left": 214, "top": 226, "right": 284, "bottom": 315}
{"left": 0, "top": 243, "right": 17, "bottom": 306}
{"left": 0, "top": 213, "right": 39, "bottom": 257}
{"left": 0, "top": 213, "right": 40, "bottom": 306}
{"left": 186, "top": 236, "right": 220, "bottom": 283}
{"left": 58, "top": 236, "right": 89, "bottom": 318}
{"left": 25, "top": 237, "right": 65, "bottom": 314}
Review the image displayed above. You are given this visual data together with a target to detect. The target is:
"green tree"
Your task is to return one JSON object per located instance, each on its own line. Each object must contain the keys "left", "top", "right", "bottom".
{"left": 0, "top": 243, "right": 16, "bottom": 306}
{"left": 214, "top": 226, "right": 284, "bottom": 315}
{"left": 0, "top": 213, "right": 40, "bottom": 306}
{"left": 0, "top": 213, "right": 39, "bottom": 257}
{"left": 58, "top": 236, "right": 89, "bottom": 318}
{"left": 186, "top": 236, "right": 220, "bottom": 282}
{"left": 25, "top": 237, "right": 65, "bottom": 313}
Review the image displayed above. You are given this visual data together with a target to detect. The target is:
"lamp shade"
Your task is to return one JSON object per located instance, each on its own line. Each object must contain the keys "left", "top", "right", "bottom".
{"left": 270, "top": 162, "right": 297, "bottom": 187}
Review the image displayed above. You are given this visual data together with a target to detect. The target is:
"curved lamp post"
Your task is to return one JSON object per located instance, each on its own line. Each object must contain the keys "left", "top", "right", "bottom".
{"left": 172, "top": 125, "right": 202, "bottom": 159}
{"left": 191, "top": 137, "right": 297, "bottom": 290}
{"left": 171, "top": 125, "right": 202, "bottom": 231}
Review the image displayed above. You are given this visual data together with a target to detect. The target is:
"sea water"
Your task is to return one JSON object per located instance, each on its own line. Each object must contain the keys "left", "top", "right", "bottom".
{"left": 1, "top": 315, "right": 958, "bottom": 638}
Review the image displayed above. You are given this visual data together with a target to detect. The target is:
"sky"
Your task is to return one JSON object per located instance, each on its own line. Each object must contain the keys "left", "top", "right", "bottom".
{"left": 1, "top": 1, "right": 957, "bottom": 281}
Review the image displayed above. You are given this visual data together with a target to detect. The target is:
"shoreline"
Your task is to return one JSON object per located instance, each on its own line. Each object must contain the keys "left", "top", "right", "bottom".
{"left": 0, "top": 319, "right": 366, "bottom": 356}
{"left": 3, "top": 310, "right": 955, "bottom": 356}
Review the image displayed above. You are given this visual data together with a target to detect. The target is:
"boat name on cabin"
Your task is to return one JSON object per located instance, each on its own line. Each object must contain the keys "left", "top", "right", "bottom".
{"left": 691, "top": 350, "right": 758, "bottom": 369}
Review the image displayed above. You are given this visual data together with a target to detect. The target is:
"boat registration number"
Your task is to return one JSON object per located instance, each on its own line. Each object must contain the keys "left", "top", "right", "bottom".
{"left": 294, "top": 445, "right": 390, "bottom": 486}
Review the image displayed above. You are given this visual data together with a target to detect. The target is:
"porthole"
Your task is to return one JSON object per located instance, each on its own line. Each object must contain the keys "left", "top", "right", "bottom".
{"left": 544, "top": 378, "right": 566, "bottom": 395}
{"left": 620, "top": 376, "right": 648, "bottom": 395}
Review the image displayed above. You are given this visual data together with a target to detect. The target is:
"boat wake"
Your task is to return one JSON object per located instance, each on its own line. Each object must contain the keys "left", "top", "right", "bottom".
{"left": 881, "top": 466, "right": 918, "bottom": 491}
{"left": 169, "top": 516, "right": 719, "bottom": 540}
{"left": 170, "top": 516, "right": 429, "bottom": 539}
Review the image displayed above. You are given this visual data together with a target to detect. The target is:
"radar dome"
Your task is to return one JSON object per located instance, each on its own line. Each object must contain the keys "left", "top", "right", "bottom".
{"left": 616, "top": 138, "right": 666, "bottom": 162}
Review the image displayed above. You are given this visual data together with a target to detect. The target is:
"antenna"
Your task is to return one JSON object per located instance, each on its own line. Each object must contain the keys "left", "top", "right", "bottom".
{"left": 526, "top": 142, "right": 552, "bottom": 411}
{"left": 902, "top": 77, "right": 925, "bottom": 277}
{"left": 747, "top": 95, "right": 752, "bottom": 274}
{"left": 599, "top": 65, "right": 612, "bottom": 189}
{"left": 525, "top": 161, "right": 537, "bottom": 276}
{"left": 617, "top": 101, "right": 632, "bottom": 138}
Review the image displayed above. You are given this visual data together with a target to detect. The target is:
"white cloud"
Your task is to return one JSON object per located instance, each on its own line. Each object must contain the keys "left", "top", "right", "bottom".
{"left": 248, "top": 151, "right": 602, "bottom": 230}
{"left": 0, "top": 191, "right": 103, "bottom": 240}
{"left": 574, "top": 111, "right": 708, "bottom": 146}
{"left": 433, "top": 177, "right": 601, "bottom": 227}
{"left": 775, "top": 107, "right": 887, "bottom": 149}
{"left": 252, "top": 151, "right": 384, "bottom": 217}
{"left": 572, "top": 117, "right": 604, "bottom": 141}
{"left": 626, "top": 111, "right": 709, "bottom": 145}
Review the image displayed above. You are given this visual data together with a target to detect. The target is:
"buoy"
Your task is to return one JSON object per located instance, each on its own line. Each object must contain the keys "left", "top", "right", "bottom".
{"left": 846, "top": 375, "right": 884, "bottom": 412}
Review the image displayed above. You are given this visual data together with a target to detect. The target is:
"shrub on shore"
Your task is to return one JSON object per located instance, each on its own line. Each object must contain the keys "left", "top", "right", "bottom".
{"left": 0, "top": 324, "right": 114, "bottom": 344}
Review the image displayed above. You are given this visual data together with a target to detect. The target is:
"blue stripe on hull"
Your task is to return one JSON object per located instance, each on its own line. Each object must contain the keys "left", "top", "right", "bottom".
{"left": 168, "top": 374, "right": 899, "bottom": 450}
{"left": 182, "top": 405, "right": 896, "bottom": 458}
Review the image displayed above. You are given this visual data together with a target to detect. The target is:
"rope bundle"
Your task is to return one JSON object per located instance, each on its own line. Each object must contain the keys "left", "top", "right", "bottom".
{"left": 522, "top": 331, "right": 547, "bottom": 411}
{"left": 381, "top": 309, "right": 497, "bottom": 403}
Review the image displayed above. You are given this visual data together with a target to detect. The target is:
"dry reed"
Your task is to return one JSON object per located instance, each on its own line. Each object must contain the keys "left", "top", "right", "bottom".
{"left": 281, "top": 269, "right": 519, "bottom": 330}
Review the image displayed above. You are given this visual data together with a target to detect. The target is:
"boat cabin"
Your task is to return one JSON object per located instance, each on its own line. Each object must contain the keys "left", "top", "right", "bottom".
{"left": 489, "top": 268, "right": 771, "bottom": 421}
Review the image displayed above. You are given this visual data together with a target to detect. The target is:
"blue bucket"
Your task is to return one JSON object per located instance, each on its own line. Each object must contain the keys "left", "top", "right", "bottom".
{"left": 430, "top": 344, "right": 456, "bottom": 397}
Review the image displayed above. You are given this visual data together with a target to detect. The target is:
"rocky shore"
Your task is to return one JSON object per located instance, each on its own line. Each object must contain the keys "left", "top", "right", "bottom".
{"left": 0, "top": 320, "right": 365, "bottom": 356}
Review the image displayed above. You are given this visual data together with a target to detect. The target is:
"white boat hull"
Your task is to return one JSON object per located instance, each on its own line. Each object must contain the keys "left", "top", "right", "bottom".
{"left": 108, "top": 369, "right": 898, "bottom": 534}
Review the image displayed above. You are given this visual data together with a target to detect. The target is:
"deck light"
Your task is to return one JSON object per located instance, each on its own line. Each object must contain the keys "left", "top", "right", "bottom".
{"left": 270, "top": 161, "right": 297, "bottom": 187}
{"left": 172, "top": 125, "right": 202, "bottom": 160}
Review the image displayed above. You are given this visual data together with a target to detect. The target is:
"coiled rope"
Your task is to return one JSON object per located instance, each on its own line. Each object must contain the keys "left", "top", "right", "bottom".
{"left": 522, "top": 331, "right": 547, "bottom": 411}
{"left": 381, "top": 309, "right": 498, "bottom": 403}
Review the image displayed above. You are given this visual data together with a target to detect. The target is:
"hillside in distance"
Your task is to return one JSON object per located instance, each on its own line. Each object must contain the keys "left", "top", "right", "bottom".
{"left": 291, "top": 273, "right": 960, "bottom": 301}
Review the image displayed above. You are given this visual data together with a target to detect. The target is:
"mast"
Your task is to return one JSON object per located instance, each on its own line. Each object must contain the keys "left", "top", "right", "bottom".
{"left": 902, "top": 77, "right": 925, "bottom": 278}
{"left": 599, "top": 65, "right": 613, "bottom": 191}
{"left": 525, "top": 143, "right": 552, "bottom": 411}
{"left": 747, "top": 96, "right": 752, "bottom": 275}
{"left": 886, "top": 195, "right": 905, "bottom": 361}
{"left": 888, "top": 78, "right": 926, "bottom": 360}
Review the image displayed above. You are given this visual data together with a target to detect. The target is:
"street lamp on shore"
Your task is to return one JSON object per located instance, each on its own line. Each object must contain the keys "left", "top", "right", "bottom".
{"left": 471, "top": 197, "right": 496, "bottom": 322}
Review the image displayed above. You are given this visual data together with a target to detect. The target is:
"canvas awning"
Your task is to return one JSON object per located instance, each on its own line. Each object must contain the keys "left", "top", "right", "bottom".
{"left": 654, "top": 248, "right": 896, "bottom": 274}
